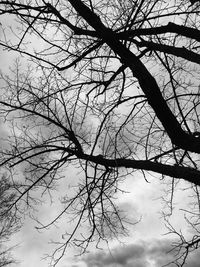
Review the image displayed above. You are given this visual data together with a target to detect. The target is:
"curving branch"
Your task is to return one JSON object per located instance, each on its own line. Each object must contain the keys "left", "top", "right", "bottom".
{"left": 117, "top": 22, "right": 200, "bottom": 43}
{"left": 67, "top": 0, "right": 200, "bottom": 153}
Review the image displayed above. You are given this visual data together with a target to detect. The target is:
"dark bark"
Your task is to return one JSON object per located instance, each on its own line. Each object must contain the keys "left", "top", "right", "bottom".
{"left": 67, "top": 0, "right": 200, "bottom": 153}
{"left": 118, "top": 22, "right": 200, "bottom": 43}
{"left": 75, "top": 151, "right": 200, "bottom": 186}
{"left": 133, "top": 39, "right": 200, "bottom": 65}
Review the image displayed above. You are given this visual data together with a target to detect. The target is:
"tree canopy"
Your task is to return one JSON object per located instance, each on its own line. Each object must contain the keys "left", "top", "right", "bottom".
{"left": 0, "top": 175, "right": 20, "bottom": 267}
{"left": 1, "top": 0, "right": 200, "bottom": 266}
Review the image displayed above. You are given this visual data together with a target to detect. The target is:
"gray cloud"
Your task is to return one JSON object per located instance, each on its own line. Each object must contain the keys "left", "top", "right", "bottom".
{"left": 82, "top": 239, "right": 176, "bottom": 267}
{"left": 185, "top": 250, "right": 200, "bottom": 267}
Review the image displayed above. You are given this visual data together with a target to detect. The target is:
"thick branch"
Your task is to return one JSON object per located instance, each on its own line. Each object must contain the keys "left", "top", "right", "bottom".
{"left": 118, "top": 22, "right": 200, "bottom": 43}
{"left": 73, "top": 151, "right": 200, "bottom": 186}
{"left": 67, "top": 0, "right": 200, "bottom": 153}
{"left": 133, "top": 39, "right": 200, "bottom": 65}
{"left": 45, "top": 3, "right": 98, "bottom": 37}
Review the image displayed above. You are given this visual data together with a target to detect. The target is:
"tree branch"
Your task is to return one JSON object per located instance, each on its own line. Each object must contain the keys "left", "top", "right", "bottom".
{"left": 118, "top": 22, "right": 200, "bottom": 43}
{"left": 63, "top": 149, "right": 200, "bottom": 186}
{"left": 67, "top": 0, "right": 200, "bottom": 153}
{"left": 133, "top": 39, "right": 200, "bottom": 65}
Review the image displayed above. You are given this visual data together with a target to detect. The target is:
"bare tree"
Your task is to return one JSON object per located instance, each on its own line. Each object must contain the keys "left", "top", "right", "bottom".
{"left": 0, "top": 175, "right": 20, "bottom": 267}
{"left": 0, "top": 0, "right": 200, "bottom": 266}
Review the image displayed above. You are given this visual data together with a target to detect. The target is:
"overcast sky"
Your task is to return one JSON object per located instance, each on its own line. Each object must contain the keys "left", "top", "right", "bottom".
{"left": 0, "top": 51, "right": 197, "bottom": 267}
{"left": 5, "top": 169, "right": 199, "bottom": 267}
{"left": 1, "top": 5, "right": 200, "bottom": 267}
{"left": 9, "top": 172, "right": 168, "bottom": 267}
